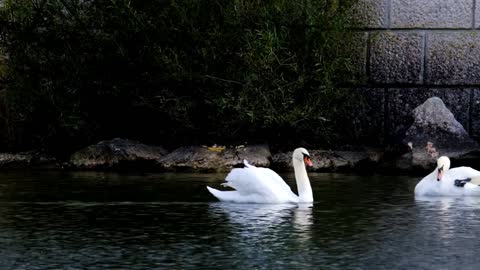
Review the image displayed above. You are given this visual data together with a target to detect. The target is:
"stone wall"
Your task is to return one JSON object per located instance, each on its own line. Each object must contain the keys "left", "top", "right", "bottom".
{"left": 347, "top": 0, "right": 480, "bottom": 144}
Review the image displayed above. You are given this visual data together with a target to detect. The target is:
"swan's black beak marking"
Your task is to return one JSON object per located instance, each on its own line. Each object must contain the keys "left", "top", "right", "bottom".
{"left": 437, "top": 166, "right": 444, "bottom": 182}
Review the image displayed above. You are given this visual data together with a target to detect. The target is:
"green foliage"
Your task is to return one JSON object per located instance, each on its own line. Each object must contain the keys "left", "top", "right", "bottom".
{"left": 0, "top": 0, "right": 362, "bottom": 154}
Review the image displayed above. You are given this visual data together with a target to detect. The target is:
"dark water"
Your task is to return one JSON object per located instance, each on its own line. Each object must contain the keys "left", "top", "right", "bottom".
{"left": 1, "top": 171, "right": 480, "bottom": 269}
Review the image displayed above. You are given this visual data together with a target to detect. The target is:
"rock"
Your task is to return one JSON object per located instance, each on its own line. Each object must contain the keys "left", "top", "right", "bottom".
{"left": 159, "top": 144, "right": 271, "bottom": 172}
{"left": 401, "top": 97, "right": 480, "bottom": 169}
{"left": 270, "top": 151, "right": 292, "bottom": 170}
{"left": 69, "top": 138, "right": 167, "bottom": 170}
{"left": 272, "top": 149, "right": 383, "bottom": 172}
{"left": 0, "top": 151, "right": 57, "bottom": 169}
{"left": 272, "top": 150, "right": 348, "bottom": 171}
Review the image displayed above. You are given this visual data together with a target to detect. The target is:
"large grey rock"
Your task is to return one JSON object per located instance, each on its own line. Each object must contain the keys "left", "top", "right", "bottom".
{"left": 391, "top": 0, "right": 472, "bottom": 28}
{"left": 272, "top": 149, "right": 383, "bottom": 172}
{"left": 402, "top": 97, "right": 479, "bottom": 169}
{"left": 387, "top": 89, "right": 442, "bottom": 140}
{"left": 370, "top": 32, "right": 424, "bottom": 84}
{"left": 159, "top": 144, "right": 271, "bottom": 172}
{"left": 346, "top": 0, "right": 389, "bottom": 28}
{"left": 386, "top": 88, "right": 471, "bottom": 139}
{"left": 427, "top": 32, "right": 480, "bottom": 85}
{"left": 70, "top": 138, "right": 167, "bottom": 170}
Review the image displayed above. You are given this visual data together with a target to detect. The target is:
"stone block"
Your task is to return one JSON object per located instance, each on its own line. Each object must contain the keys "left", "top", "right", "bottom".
{"left": 470, "top": 89, "right": 480, "bottom": 138}
{"left": 370, "top": 32, "right": 424, "bottom": 84}
{"left": 386, "top": 88, "right": 470, "bottom": 140}
{"left": 427, "top": 32, "right": 480, "bottom": 85}
{"left": 346, "top": 0, "right": 389, "bottom": 28}
{"left": 474, "top": 3, "right": 480, "bottom": 28}
{"left": 392, "top": 0, "right": 473, "bottom": 28}
{"left": 341, "top": 32, "right": 368, "bottom": 83}
{"left": 339, "top": 88, "right": 385, "bottom": 145}
{"left": 441, "top": 88, "right": 471, "bottom": 131}
{"left": 354, "top": 88, "right": 385, "bottom": 144}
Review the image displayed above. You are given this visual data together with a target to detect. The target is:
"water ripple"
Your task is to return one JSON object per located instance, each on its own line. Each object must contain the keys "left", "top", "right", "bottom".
{"left": 0, "top": 172, "right": 479, "bottom": 269}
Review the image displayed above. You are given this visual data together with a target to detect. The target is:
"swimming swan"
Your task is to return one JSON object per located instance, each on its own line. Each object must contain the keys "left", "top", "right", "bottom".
{"left": 207, "top": 148, "right": 313, "bottom": 203}
{"left": 414, "top": 156, "right": 480, "bottom": 196}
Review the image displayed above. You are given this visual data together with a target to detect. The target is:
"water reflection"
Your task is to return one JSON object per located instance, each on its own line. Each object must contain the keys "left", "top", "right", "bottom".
{"left": 415, "top": 196, "right": 480, "bottom": 208}
{"left": 293, "top": 204, "right": 313, "bottom": 243}
{"left": 413, "top": 196, "right": 480, "bottom": 257}
{"left": 4, "top": 171, "right": 480, "bottom": 269}
{"left": 415, "top": 196, "right": 480, "bottom": 231}
{"left": 208, "top": 203, "right": 313, "bottom": 243}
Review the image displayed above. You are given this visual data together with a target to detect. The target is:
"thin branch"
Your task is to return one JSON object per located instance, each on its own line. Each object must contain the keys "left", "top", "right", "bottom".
{"left": 204, "top": 75, "right": 243, "bottom": 85}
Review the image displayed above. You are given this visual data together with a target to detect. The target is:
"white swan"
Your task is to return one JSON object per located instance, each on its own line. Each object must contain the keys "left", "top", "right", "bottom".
{"left": 207, "top": 148, "right": 313, "bottom": 203}
{"left": 414, "top": 156, "right": 480, "bottom": 197}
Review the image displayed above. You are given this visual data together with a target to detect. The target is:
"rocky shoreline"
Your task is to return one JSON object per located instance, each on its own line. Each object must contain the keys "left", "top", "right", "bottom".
{"left": 3, "top": 97, "right": 480, "bottom": 174}
{"left": 3, "top": 139, "right": 480, "bottom": 175}
{"left": 0, "top": 141, "right": 394, "bottom": 173}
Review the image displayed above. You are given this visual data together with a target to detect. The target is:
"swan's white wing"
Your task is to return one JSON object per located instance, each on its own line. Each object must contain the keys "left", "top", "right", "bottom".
{"left": 448, "top": 167, "right": 480, "bottom": 180}
{"left": 416, "top": 166, "right": 480, "bottom": 197}
{"left": 414, "top": 171, "right": 439, "bottom": 196}
{"left": 240, "top": 161, "right": 295, "bottom": 196}
{"left": 449, "top": 167, "right": 480, "bottom": 196}
{"left": 417, "top": 167, "right": 480, "bottom": 197}
{"left": 207, "top": 163, "right": 298, "bottom": 203}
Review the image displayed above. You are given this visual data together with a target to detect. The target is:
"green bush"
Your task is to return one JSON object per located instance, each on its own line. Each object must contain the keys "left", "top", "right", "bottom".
{"left": 0, "top": 0, "right": 362, "bottom": 155}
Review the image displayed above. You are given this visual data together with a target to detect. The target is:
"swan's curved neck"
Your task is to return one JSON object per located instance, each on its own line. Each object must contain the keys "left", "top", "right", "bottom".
{"left": 293, "top": 159, "right": 313, "bottom": 203}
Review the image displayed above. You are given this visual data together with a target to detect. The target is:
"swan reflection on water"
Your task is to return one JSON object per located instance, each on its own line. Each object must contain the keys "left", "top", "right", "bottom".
{"left": 208, "top": 203, "right": 313, "bottom": 242}
{"left": 414, "top": 196, "right": 480, "bottom": 240}
{"left": 415, "top": 195, "right": 480, "bottom": 209}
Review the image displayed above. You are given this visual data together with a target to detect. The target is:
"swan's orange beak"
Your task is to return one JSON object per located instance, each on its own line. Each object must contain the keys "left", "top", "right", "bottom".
{"left": 304, "top": 156, "right": 313, "bottom": 167}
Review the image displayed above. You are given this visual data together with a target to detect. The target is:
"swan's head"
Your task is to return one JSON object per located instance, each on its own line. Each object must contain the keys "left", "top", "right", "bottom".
{"left": 436, "top": 156, "right": 450, "bottom": 181}
{"left": 293, "top": 148, "right": 313, "bottom": 167}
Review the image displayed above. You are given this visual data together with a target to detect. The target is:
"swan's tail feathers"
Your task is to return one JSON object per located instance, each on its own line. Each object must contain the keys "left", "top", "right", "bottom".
{"left": 470, "top": 176, "right": 480, "bottom": 185}
{"left": 207, "top": 186, "right": 221, "bottom": 198}
{"left": 206, "top": 186, "right": 239, "bottom": 202}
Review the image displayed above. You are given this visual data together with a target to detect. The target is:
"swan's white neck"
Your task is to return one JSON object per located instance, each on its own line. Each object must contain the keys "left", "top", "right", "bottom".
{"left": 293, "top": 159, "right": 313, "bottom": 203}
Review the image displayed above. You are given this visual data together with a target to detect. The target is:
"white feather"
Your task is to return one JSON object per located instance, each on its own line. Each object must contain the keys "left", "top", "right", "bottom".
{"left": 207, "top": 148, "right": 313, "bottom": 204}
{"left": 415, "top": 157, "right": 480, "bottom": 197}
